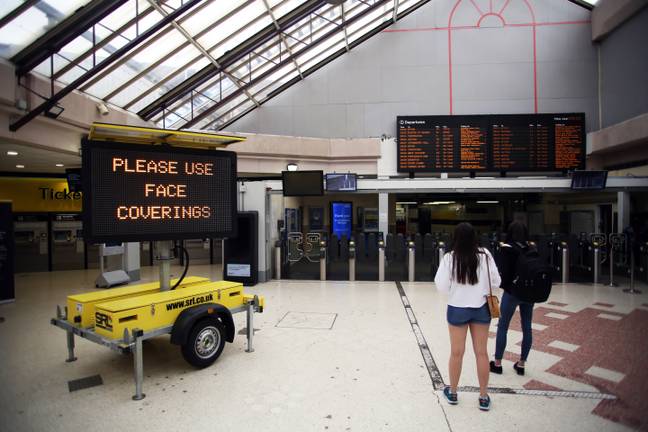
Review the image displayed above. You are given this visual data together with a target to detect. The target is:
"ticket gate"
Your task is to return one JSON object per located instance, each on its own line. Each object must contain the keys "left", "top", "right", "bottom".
{"left": 13, "top": 219, "right": 49, "bottom": 272}
{"left": 327, "top": 234, "right": 349, "bottom": 280}
{"left": 356, "top": 232, "right": 379, "bottom": 280}
{"left": 414, "top": 233, "right": 438, "bottom": 281}
{"left": 183, "top": 238, "right": 211, "bottom": 265}
{"left": 51, "top": 218, "right": 84, "bottom": 271}
{"left": 211, "top": 239, "right": 222, "bottom": 265}
{"left": 385, "top": 233, "right": 407, "bottom": 281}
{"left": 282, "top": 232, "right": 324, "bottom": 280}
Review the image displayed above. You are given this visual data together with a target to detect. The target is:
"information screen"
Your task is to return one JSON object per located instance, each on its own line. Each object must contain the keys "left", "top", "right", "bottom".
{"left": 326, "top": 173, "right": 357, "bottom": 192}
{"left": 397, "top": 113, "right": 585, "bottom": 173}
{"left": 331, "top": 202, "right": 353, "bottom": 239}
{"left": 82, "top": 139, "right": 237, "bottom": 242}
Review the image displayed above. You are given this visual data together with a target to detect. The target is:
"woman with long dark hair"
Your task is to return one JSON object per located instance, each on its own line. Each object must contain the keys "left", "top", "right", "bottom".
{"left": 490, "top": 221, "right": 534, "bottom": 376}
{"left": 435, "top": 222, "right": 501, "bottom": 411}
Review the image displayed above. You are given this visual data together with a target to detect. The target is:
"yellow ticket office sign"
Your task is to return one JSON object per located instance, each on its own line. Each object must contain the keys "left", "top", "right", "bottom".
{"left": 0, "top": 177, "right": 82, "bottom": 213}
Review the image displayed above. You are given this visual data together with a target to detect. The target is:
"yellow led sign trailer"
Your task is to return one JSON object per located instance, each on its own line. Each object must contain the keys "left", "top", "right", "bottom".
{"left": 82, "top": 139, "right": 237, "bottom": 242}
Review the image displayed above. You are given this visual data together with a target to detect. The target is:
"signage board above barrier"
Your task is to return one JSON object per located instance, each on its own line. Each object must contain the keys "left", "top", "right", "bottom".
{"left": 82, "top": 139, "right": 237, "bottom": 242}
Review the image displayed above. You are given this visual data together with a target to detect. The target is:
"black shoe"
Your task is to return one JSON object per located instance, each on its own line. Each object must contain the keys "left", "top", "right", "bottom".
{"left": 513, "top": 362, "right": 525, "bottom": 376}
{"left": 489, "top": 361, "right": 503, "bottom": 374}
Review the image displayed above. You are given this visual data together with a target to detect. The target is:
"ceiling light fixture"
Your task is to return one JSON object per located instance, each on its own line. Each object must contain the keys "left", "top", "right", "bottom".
{"left": 16, "top": 164, "right": 25, "bottom": 169}
{"left": 56, "top": 163, "right": 64, "bottom": 167}
{"left": 424, "top": 201, "right": 456, "bottom": 205}
{"left": 476, "top": 200, "right": 499, "bottom": 204}
{"left": 7, "top": 151, "right": 18, "bottom": 156}
{"left": 286, "top": 163, "right": 298, "bottom": 171}
{"left": 396, "top": 201, "right": 417, "bottom": 205}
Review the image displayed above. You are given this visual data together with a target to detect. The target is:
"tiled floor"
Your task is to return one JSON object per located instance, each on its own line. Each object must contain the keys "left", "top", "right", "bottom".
{"left": 0, "top": 266, "right": 646, "bottom": 431}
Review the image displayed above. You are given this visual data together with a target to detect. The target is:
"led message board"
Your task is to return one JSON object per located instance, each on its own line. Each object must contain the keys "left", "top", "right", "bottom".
{"left": 82, "top": 139, "right": 237, "bottom": 242}
{"left": 397, "top": 113, "right": 585, "bottom": 173}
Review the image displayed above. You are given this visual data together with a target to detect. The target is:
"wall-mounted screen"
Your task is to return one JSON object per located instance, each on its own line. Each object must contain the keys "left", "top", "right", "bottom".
{"left": 282, "top": 170, "right": 324, "bottom": 196}
{"left": 571, "top": 170, "right": 608, "bottom": 190}
{"left": 397, "top": 113, "right": 585, "bottom": 173}
{"left": 331, "top": 201, "right": 353, "bottom": 239}
{"left": 82, "top": 139, "right": 237, "bottom": 242}
{"left": 326, "top": 173, "right": 357, "bottom": 192}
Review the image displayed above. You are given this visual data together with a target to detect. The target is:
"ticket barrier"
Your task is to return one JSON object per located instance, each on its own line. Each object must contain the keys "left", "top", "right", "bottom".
{"left": 13, "top": 220, "right": 49, "bottom": 273}
{"left": 607, "top": 234, "right": 627, "bottom": 287}
{"left": 327, "top": 234, "right": 349, "bottom": 281}
{"left": 282, "top": 232, "right": 324, "bottom": 280}
{"left": 414, "top": 233, "right": 438, "bottom": 282}
{"left": 590, "top": 233, "right": 607, "bottom": 285}
{"left": 378, "top": 240, "right": 385, "bottom": 282}
{"left": 140, "top": 241, "right": 153, "bottom": 267}
{"left": 51, "top": 219, "right": 85, "bottom": 271}
{"left": 385, "top": 233, "right": 407, "bottom": 281}
{"left": 569, "top": 233, "right": 593, "bottom": 282}
{"left": 356, "top": 233, "right": 379, "bottom": 281}
{"left": 639, "top": 242, "right": 648, "bottom": 284}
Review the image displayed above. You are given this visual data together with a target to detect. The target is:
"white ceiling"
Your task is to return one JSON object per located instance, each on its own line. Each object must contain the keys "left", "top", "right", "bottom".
{"left": 0, "top": 141, "right": 80, "bottom": 174}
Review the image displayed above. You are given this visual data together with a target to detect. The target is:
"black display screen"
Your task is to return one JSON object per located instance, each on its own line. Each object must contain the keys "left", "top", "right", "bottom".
{"left": 82, "top": 139, "right": 237, "bottom": 242}
{"left": 282, "top": 171, "right": 324, "bottom": 196}
{"left": 326, "top": 173, "right": 357, "bottom": 192}
{"left": 571, "top": 170, "right": 608, "bottom": 190}
{"left": 397, "top": 113, "right": 585, "bottom": 172}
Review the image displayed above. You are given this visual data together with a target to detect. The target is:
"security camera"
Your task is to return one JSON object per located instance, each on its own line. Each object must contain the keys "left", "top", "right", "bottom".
{"left": 96, "top": 102, "right": 109, "bottom": 116}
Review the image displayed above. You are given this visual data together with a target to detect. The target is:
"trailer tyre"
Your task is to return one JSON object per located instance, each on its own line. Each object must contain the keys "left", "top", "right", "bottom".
{"left": 181, "top": 318, "right": 226, "bottom": 368}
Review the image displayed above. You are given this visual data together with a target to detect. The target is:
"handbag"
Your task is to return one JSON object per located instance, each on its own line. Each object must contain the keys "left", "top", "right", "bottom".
{"left": 485, "top": 254, "right": 501, "bottom": 319}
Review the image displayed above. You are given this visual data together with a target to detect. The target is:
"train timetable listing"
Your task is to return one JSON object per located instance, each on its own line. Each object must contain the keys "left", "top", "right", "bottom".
{"left": 491, "top": 116, "right": 550, "bottom": 171}
{"left": 397, "top": 113, "right": 585, "bottom": 173}
{"left": 554, "top": 114, "right": 585, "bottom": 170}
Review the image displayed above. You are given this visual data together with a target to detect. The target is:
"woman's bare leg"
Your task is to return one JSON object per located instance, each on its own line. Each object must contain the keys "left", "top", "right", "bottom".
{"left": 469, "top": 322, "right": 490, "bottom": 397}
{"left": 448, "top": 324, "right": 469, "bottom": 392}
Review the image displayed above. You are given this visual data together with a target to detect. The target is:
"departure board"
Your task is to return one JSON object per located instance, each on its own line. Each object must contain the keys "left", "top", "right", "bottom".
{"left": 397, "top": 113, "right": 585, "bottom": 173}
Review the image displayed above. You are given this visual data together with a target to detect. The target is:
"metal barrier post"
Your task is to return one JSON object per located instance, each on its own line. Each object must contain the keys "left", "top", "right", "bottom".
{"left": 349, "top": 240, "right": 356, "bottom": 282}
{"left": 320, "top": 240, "right": 326, "bottom": 281}
{"left": 275, "top": 241, "right": 281, "bottom": 280}
{"left": 132, "top": 329, "right": 145, "bottom": 401}
{"left": 408, "top": 241, "right": 415, "bottom": 282}
{"left": 561, "top": 242, "right": 569, "bottom": 284}
{"left": 593, "top": 242, "right": 600, "bottom": 284}
{"left": 245, "top": 298, "right": 255, "bottom": 353}
{"left": 608, "top": 245, "right": 616, "bottom": 287}
{"left": 65, "top": 329, "right": 77, "bottom": 363}
{"left": 624, "top": 245, "right": 642, "bottom": 294}
{"left": 378, "top": 240, "right": 385, "bottom": 282}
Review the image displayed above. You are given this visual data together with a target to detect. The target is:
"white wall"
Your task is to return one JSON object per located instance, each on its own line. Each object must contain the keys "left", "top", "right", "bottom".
{"left": 229, "top": 0, "right": 598, "bottom": 139}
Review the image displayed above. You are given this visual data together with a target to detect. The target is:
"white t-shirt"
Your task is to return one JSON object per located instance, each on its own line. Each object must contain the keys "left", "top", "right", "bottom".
{"left": 434, "top": 248, "right": 501, "bottom": 308}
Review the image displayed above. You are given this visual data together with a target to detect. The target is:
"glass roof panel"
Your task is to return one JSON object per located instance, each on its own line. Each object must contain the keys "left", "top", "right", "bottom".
{"left": 0, "top": 0, "right": 92, "bottom": 58}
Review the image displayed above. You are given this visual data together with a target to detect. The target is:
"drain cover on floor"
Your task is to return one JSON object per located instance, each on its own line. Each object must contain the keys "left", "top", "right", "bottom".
{"left": 276, "top": 312, "right": 337, "bottom": 329}
{"left": 68, "top": 375, "right": 103, "bottom": 392}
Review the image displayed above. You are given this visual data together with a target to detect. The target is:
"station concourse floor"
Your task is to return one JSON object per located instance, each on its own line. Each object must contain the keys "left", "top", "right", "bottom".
{"left": 1, "top": 265, "right": 647, "bottom": 432}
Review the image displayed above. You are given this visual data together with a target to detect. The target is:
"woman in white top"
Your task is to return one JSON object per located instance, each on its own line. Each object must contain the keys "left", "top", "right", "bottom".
{"left": 434, "top": 222, "right": 501, "bottom": 411}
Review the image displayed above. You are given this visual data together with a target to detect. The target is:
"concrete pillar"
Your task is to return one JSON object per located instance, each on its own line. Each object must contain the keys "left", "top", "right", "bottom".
{"left": 617, "top": 191, "right": 631, "bottom": 233}
{"left": 379, "top": 192, "right": 389, "bottom": 237}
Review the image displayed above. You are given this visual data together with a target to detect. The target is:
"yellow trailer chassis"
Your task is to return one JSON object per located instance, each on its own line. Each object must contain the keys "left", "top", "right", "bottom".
{"left": 51, "top": 279, "right": 264, "bottom": 400}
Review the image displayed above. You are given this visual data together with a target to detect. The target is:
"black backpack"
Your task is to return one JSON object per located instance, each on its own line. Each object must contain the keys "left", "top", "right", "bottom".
{"left": 511, "top": 243, "right": 553, "bottom": 303}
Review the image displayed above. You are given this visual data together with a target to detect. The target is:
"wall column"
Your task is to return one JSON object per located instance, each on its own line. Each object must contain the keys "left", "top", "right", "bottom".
{"left": 617, "top": 191, "right": 631, "bottom": 233}
{"left": 379, "top": 192, "right": 389, "bottom": 237}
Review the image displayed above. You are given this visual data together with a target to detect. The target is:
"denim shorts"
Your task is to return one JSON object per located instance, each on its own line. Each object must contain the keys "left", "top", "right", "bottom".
{"left": 447, "top": 303, "right": 491, "bottom": 326}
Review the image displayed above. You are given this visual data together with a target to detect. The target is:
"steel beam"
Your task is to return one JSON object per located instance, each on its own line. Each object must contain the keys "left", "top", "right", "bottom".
{"left": 138, "top": 0, "right": 328, "bottom": 121}
{"left": 261, "top": 0, "right": 304, "bottom": 79}
{"left": 0, "top": 0, "right": 39, "bottom": 30}
{"left": 11, "top": 0, "right": 128, "bottom": 77}
{"left": 179, "top": 0, "right": 391, "bottom": 129}
{"left": 9, "top": 0, "right": 206, "bottom": 132}
{"left": 144, "top": 0, "right": 259, "bottom": 112}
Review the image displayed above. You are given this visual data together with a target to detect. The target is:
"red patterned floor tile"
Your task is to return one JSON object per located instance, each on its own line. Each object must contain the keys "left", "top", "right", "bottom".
{"left": 523, "top": 379, "right": 562, "bottom": 392}
{"left": 548, "top": 301, "right": 568, "bottom": 307}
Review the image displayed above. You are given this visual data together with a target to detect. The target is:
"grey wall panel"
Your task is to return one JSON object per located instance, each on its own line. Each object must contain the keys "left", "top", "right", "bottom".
{"left": 228, "top": 0, "right": 598, "bottom": 140}
{"left": 600, "top": 5, "right": 648, "bottom": 128}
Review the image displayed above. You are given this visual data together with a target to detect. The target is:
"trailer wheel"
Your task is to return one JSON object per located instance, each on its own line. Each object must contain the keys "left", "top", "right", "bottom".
{"left": 181, "top": 318, "right": 226, "bottom": 368}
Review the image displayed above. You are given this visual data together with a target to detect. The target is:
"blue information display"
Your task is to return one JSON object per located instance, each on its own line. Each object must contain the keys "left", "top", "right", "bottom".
{"left": 331, "top": 202, "right": 352, "bottom": 239}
